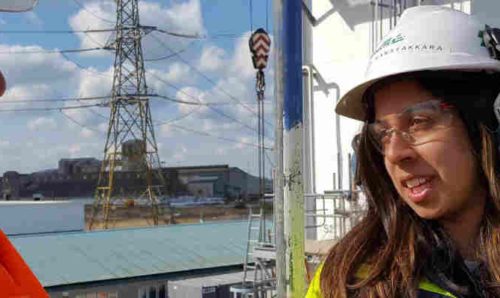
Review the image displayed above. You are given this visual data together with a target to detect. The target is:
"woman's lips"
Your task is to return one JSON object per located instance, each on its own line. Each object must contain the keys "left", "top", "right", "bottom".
{"left": 403, "top": 176, "right": 433, "bottom": 203}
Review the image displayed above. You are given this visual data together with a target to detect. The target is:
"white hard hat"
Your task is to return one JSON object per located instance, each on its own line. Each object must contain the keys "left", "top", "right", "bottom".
{"left": 335, "top": 5, "right": 500, "bottom": 121}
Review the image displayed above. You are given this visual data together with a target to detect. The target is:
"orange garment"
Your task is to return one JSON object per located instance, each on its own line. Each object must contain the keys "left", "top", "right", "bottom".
{"left": 0, "top": 229, "right": 48, "bottom": 297}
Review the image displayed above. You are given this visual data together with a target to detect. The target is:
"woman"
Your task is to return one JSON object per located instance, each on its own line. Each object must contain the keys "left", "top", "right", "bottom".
{"left": 307, "top": 6, "right": 500, "bottom": 298}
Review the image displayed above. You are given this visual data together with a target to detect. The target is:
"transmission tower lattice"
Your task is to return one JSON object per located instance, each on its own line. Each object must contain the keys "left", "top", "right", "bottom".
{"left": 89, "top": 0, "right": 166, "bottom": 230}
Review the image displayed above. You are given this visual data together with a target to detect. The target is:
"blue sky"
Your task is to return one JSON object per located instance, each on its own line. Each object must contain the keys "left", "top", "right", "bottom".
{"left": 0, "top": 0, "right": 274, "bottom": 177}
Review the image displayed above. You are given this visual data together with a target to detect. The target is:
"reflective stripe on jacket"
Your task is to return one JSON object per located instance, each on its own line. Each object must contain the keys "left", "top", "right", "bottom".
{"left": 305, "top": 263, "right": 456, "bottom": 298}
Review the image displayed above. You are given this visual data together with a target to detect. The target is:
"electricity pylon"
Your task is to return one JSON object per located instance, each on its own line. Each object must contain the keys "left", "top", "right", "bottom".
{"left": 89, "top": 0, "right": 166, "bottom": 230}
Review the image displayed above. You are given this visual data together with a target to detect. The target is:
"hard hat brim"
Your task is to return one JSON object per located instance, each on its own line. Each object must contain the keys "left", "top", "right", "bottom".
{"left": 335, "top": 60, "right": 500, "bottom": 121}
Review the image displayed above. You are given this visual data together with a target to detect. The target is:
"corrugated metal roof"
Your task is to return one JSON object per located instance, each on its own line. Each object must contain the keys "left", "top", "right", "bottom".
{"left": 9, "top": 220, "right": 251, "bottom": 287}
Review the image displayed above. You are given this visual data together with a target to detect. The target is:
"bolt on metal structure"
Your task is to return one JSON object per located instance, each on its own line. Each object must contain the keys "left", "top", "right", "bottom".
{"left": 89, "top": 0, "right": 166, "bottom": 230}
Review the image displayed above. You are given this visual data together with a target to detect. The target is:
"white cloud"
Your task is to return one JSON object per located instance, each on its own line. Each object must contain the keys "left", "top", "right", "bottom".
{"left": 160, "top": 124, "right": 173, "bottom": 137}
{"left": 166, "top": 63, "right": 191, "bottom": 83}
{"left": 27, "top": 117, "right": 57, "bottom": 131}
{"left": 216, "top": 148, "right": 225, "bottom": 156}
{"left": 147, "top": 64, "right": 193, "bottom": 89}
{"left": 68, "top": 143, "right": 82, "bottom": 157}
{"left": 176, "top": 86, "right": 209, "bottom": 115}
{"left": 68, "top": 1, "right": 116, "bottom": 57}
{"left": 2, "top": 84, "right": 52, "bottom": 109}
{"left": 227, "top": 32, "right": 255, "bottom": 80}
{"left": 97, "top": 122, "right": 108, "bottom": 133}
{"left": 60, "top": 66, "right": 112, "bottom": 124}
{"left": 198, "top": 45, "right": 226, "bottom": 72}
{"left": 0, "top": 45, "right": 77, "bottom": 87}
{"left": 77, "top": 66, "right": 112, "bottom": 98}
{"left": 173, "top": 145, "right": 188, "bottom": 161}
{"left": 80, "top": 128, "right": 95, "bottom": 138}
{"left": 155, "top": 0, "right": 204, "bottom": 35}
{"left": 69, "top": 0, "right": 205, "bottom": 57}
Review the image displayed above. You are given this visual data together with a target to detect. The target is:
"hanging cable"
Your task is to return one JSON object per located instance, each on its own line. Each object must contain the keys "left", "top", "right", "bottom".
{"left": 147, "top": 70, "right": 258, "bottom": 133}
{"left": 60, "top": 52, "right": 112, "bottom": 78}
{"left": 151, "top": 94, "right": 237, "bottom": 106}
{"left": 0, "top": 95, "right": 111, "bottom": 104}
{"left": 88, "top": 107, "right": 268, "bottom": 149}
{"left": 168, "top": 123, "right": 272, "bottom": 150}
{"left": 266, "top": 0, "right": 269, "bottom": 31}
{"left": 0, "top": 47, "right": 106, "bottom": 55}
{"left": 144, "top": 40, "right": 198, "bottom": 62}
{"left": 60, "top": 110, "right": 104, "bottom": 134}
{"left": 72, "top": 0, "right": 115, "bottom": 24}
{"left": 154, "top": 106, "right": 202, "bottom": 126}
{"left": 0, "top": 28, "right": 117, "bottom": 34}
{"left": 154, "top": 28, "right": 202, "bottom": 39}
{"left": 249, "top": 0, "right": 254, "bottom": 32}
{"left": 0, "top": 103, "right": 105, "bottom": 113}
{"left": 151, "top": 33, "right": 273, "bottom": 127}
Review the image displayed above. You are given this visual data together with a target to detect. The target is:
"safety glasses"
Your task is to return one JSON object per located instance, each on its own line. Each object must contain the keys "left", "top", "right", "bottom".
{"left": 368, "top": 100, "right": 456, "bottom": 155}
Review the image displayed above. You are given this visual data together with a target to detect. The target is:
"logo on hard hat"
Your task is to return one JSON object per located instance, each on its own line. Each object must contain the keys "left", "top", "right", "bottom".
{"left": 372, "top": 43, "right": 444, "bottom": 61}
{"left": 375, "top": 33, "right": 405, "bottom": 54}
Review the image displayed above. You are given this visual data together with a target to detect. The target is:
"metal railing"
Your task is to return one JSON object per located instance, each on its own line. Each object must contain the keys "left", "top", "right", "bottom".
{"left": 304, "top": 190, "right": 366, "bottom": 241}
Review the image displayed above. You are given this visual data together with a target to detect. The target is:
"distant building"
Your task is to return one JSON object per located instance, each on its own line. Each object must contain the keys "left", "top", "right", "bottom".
{"left": 58, "top": 158, "right": 101, "bottom": 176}
{"left": 173, "top": 165, "right": 272, "bottom": 199}
{"left": 0, "top": 160, "right": 271, "bottom": 200}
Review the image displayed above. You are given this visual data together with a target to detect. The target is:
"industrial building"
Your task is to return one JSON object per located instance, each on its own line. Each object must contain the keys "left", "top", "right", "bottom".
{"left": 10, "top": 220, "right": 252, "bottom": 297}
{"left": 172, "top": 165, "right": 272, "bottom": 199}
{"left": 0, "top": 159, "right": 271, "bottom": 201}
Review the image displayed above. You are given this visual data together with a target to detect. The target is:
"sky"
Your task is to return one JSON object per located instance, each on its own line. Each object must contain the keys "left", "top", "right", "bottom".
{"left": 0, "top": 0, "right": 275, "bottom": 177}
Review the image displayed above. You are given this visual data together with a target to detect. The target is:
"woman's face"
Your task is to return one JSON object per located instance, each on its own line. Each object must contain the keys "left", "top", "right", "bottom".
{"left": 374, "top": 79, "right": 485, "bottom": 220}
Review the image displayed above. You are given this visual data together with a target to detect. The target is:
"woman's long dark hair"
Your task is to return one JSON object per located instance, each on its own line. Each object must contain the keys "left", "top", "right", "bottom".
{"left": 320, "top": 71, "right": 500, "bottom": 297}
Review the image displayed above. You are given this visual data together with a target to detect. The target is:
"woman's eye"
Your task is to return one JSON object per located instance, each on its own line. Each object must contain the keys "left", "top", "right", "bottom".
{"left": 377, "top": 129, "right": 391, "bottom": 142}
{"left": 409, "top": 116, "right": 432, "bottom": 130}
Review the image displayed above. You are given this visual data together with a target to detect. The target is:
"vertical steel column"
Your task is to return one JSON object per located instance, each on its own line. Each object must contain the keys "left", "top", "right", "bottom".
{"left": 284, "top": 0, "right": 305, "bottom": 296}
{"left": 272, "top": 0, "right": 286, "bottom": 296}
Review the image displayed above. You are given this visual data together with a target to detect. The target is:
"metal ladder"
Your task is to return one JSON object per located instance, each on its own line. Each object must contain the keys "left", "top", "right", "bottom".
{"left": 231, "top": 207, "right": 277, "bottom": 298}
{"left": 243, "top": 207, "right": 263, "bottom": 284}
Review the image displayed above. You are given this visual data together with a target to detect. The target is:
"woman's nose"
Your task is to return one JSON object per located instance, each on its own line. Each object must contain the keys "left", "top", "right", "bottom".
{"left": 383, "top": 132, "right": 416, "bottom": 164}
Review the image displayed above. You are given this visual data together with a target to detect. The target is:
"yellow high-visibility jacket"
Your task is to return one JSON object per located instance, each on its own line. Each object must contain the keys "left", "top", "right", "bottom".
{"left": 306, "top": 264, "right": 457, "bottom": 298}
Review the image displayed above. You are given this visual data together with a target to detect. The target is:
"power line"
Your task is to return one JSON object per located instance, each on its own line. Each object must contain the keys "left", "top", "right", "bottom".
{"left": 144, "top": 40, "right": 198, "bottom": 62}
{"left": 89, "top": 107, "right": 269, "bottom": 150}
{"left": 0, "top": 28, "right": 244, "bottom": 40}
{"left": 154, "top": 28, "right": 203, "bottom": 39}
{"left": 151, "top": 33, "right": 273, "bottom": 127}
{"left": 266, "top": 0, "right": 269, "bottom": 31}
{"left": 60, "top": 110, "right": 104, "bottom": 135}
{"left": 0, "top": 91, "right": 244, "bottom": 107}
{"left": 147, "top": 70, "right": 258, "bottom": 133}
{"left": 0, "top": 28, "right": 117, "bottom": 34}
{"left": 154, "top": 106, "right": 202, "bottom": 126}
{"left": 0, "top": 95, "right": 110, "bottom": 104}
{"left": 60, "top": 52, "right": 112, "bottom": 78}
{"left": 0, "top": 47, "right": 106, "bottom": 55}
{"left": 249, "top": 0, "right": 254, "bottom": 32}
{"left": 72, "top": 0, "right": 115, "bottom": 24}
{"left": 0, "top": 103, "right": 104, "bottom": 113}
{"left": 168, "top": 123, "right": 272, "bottom": 150}
{"left": 151, "top": 94, "right": 237, "bottom": 106}
{"left": 265, "top": 150, "right": 275, "bottom": 167}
